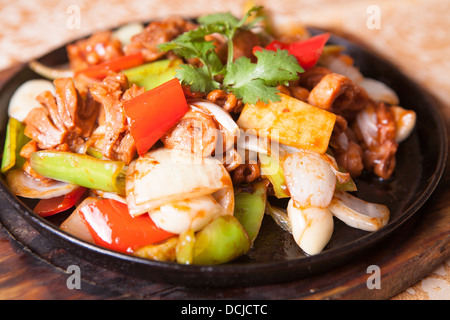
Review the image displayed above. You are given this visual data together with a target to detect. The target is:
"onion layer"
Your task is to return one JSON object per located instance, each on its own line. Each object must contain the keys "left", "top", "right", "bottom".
{"left": 287, "top": 199, "right": 334, "bottom": 256}
{"left": 6, "top": 169, "right": 79, "bottom": 199}
{"left": 328, "top": 191, "right": 389, "bottom": 232}
{"left": 149, "top": 195, "right": 224, "bottom": 234}
{"left": 126, "top": 148, "right": 233, "bottom": 216}
{"left": 282, "top": 150, "right": 336, "bottom": 208}
{"left": 8, "top": 79, "right": 55, "bottom": 122}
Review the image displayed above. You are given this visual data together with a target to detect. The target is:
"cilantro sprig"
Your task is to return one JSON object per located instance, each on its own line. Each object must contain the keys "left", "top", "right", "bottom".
{"left": 158, "top": 7, "right": 304, "bottom": 104}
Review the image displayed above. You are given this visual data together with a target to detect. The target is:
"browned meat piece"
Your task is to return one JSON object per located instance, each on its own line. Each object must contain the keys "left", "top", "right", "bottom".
{"left": 111, "top": 132, "right": 136, "bottom": 165}
{"left": 353, "top": 102, "right": 398, "bottom": 180}
{"left": 161, "top": 108, "right": 218, "bottom": 158}
{"left": 276, "top": 84, "right": 310, "bottom": 102}
{"left": 124, "top": 17, "right": 197, "bottom": 62}
{"left": 90, "top": 73, "right": 129, "bottom": 159}
{"left": 54, "top": 78, "right": 99, "bottom": 143}
{"left": 88, "top": 73, "right": 143, "bottom": 164}
{"left": 23, "top": 78, "right": 100, "bottom": 153}
{"left": 67, "top": 31, "right": 123, "bottom": 72}
{"left": 36, "top": 90, "right": 66, "bottom": 132}
{"left": 298, "top": 66, "right": 332, "bottom": 90}
{"left": 77, "top": 91, "right": 100, "bottom": 139}
{"left": 231, "top": 163, "right": 261, "bottom": 185}
{"left": 209, "top": 29, "right": 262, "bottom": 64}
{"left": 206, "top": 89, "right": 243, "bottom": 113}
{"left": 232, "top": 29, "right": 261, "bottom": 61}
{"left": 330, "top": 128, "right": 364, "bottom": 178}
{"left": 122, "top": 83, "right": 145, "bottom": 102}
{"left": 307, "top": 73, "right": 369, "bottom": 119}
{"left": 54, "top": 78, "right": 83, "bottom": 136}
{"left": 19, "top": 140, "right": 38, "bottom": 159}
{"left": 24, "top": 107, "right": 67, "bottom": 149}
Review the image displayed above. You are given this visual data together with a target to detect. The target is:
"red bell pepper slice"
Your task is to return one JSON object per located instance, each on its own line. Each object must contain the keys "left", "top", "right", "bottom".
{"left": 265, "top": 40, "right": 289, "bottom": 51}
{"left": 255, "top": 33, "right": 331, "bottom": 70}
{"left": 76, "top": 52, "right": 144, "bottom": 79}
{"left": 78, "top": 199, "right": 174, "bottom": 253}
{"left": 124, "top": 78, "right": 188, "bottom": 156}
{"left": 34, "top": 187, "right": 87, "bottom": 218}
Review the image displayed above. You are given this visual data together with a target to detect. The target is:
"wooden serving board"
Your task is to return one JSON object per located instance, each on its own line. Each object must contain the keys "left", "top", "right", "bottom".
{"left": 0, "top": 65, "right": 448, "bottom": 300}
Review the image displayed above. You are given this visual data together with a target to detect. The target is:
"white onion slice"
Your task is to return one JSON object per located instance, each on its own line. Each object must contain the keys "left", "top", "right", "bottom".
{"left": 6, "top": 169, "right": 79, "bottom": 199}
{"left": 322, "top": 153, "right": 351, "bottom": 184}
{"left": 359, "top": 78, "right": 399, "bottom": 105}
{"left": 126, "top": 148, "right": 233, "bottom": 216}
{"left": 328, "top": 191, "right": 390, "bottom": 232}
{"left": 92, "top": 189, "right": 126, "bottom": 204}
{"left": 236, "top": 131, "right": 284, "bottom": 160}
{"left": 265, "top": 201, "right": 291, "bottom": 233}
{"left": 189, "top": 100, "right": 238, "bottom": 134}
{"left": 222, "top": 147, "right": 242, "bottom": 172}
{"left": 60, "top": 197, "right": 98, "bottom": 243}
{"left": 282, "top": 151, "right": 336, "bottom": 208}
{"left": 190, "top": 99, "right": 240, "bottom": 151}
{"left": 28, "top": 60, "right": 73, "bottom": 81}
{"left": 149, "top": 195, "right": 224, "bottom": 234}
{"left": 355, "top": 104, "right": 378, "bottom": 147}
{"left": 112, "top": 22, "right": 145, "bottom": 46}
{"left": 211, "top": 186, "right": 234, "bottom": 216}
{"left": 8, "top": 79, "right": 55, "bottom": 122}
{"left": 391, "top": 106, "right": 416, "bottom": 143}
{"left": 321, "top": 56, "right": 364, "bottom": 84}
{"left": 287, "top": 199, "right": 334, "bottom": 256}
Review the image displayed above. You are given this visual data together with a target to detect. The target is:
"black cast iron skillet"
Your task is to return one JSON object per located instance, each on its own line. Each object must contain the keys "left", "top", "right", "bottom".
{"left": 0, "top": 27, "right": 447, "bottom": 287}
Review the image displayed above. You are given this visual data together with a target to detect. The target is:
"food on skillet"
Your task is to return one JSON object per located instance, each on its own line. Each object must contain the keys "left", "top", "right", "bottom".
{"left": 1, "top": 6, "right": 416, "bottom": 263}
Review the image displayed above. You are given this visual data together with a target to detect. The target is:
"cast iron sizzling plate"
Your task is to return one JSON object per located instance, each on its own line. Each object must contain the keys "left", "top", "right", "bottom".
{"left": 0, "top": 27, "right": 447, "bottom": 288}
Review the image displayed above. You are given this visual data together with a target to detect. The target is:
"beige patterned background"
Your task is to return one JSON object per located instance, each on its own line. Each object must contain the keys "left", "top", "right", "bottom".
{"left": 0, "top": 0, "right": 448, "bottom": 300}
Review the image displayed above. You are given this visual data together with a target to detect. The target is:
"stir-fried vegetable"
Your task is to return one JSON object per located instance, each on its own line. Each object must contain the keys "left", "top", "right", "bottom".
{"left": 233, "top": 180, "right": 267, "bottom": 244}
{"left": 258, "top": 153, "right": 290, "bottom": 198}
{"left": 124, "top": 78, "right": 188, "bottom": 155}
{"left": 75, "top": 52, "right": 144, "bottom": 79}
{"left": 256, "top": 33, "right": 330, "bottom": 70}
{"left": 123, "top": 58, "right": 183, "bottom": 91}
{"left": 148, "top": 195, "right": 225, "bottom": 234}
{"left": 30, "top": 151, "right": 126, "bottom": 195}
{"left": 125, "top": 148, "right": 233, "bottom": 216}
{"left": 78, "top": 198, "right": 174, "bottom": 253}
{"left": 7, "top": 79, "right": 54, "bottom": 122}
{"left": 1, "top": 118, "right": 30, "bottom": 173}
{"left": 328, "top": 191, "right": 389, "bottom": 232}
{"left": 34, "top": 186, "right": 87, "bottom": 217}
{"left": 60, "top": 197, "right": 98, "bottom": 243}
{"left": 112, "top": 22, "right": 145, "bottom": 45}
{"left": 190, "top": 215, "right": 251, "bottom": 265}
{"left": 6, "top": 168, "right": 79, "bottom": 199}
{"left": 28, "top": 60, "right": 73, "bottom": 81}
{"left": 287, "top": 199, "right": 334, "bottom": 256}
{"left": 133, "top": 237, "right": 178, "bottom": 261}
{"left": 175, "top": 229, "right": 196, "bottom": 264}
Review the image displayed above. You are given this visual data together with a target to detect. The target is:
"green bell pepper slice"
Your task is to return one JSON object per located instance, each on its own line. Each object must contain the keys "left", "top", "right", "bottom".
{"left": 175, "top": 229, "right": 196, "bottom": 265}
{"left": 258, "top": 153, "right": 290, "bottom": 198}
{"left": 123, "top": 58, "right": 183, "bottom": 91}
{"left": 233, "top": 180, "right": 267, "bottom": 245}
{"left": 1, "top": 117, "right": 30, "bottom": 174}
{"left": 30, "top": 151, "right": 126, "bottom": 195}
{"left": 192, "top": 215, "right": 251, "bottom": 265}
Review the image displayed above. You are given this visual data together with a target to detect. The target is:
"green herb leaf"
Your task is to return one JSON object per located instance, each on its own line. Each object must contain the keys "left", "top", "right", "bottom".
{"left": 176, "top": 64, "right": 220, "bottom": 93}
{"left": 158, "top": 6, "right": 304, "bottom": 104}
{"left": 197, "top": 12, "right": 239, "bottom": 28}
{"left": 223, "top": 49, "right": 303, "bottom": 104}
